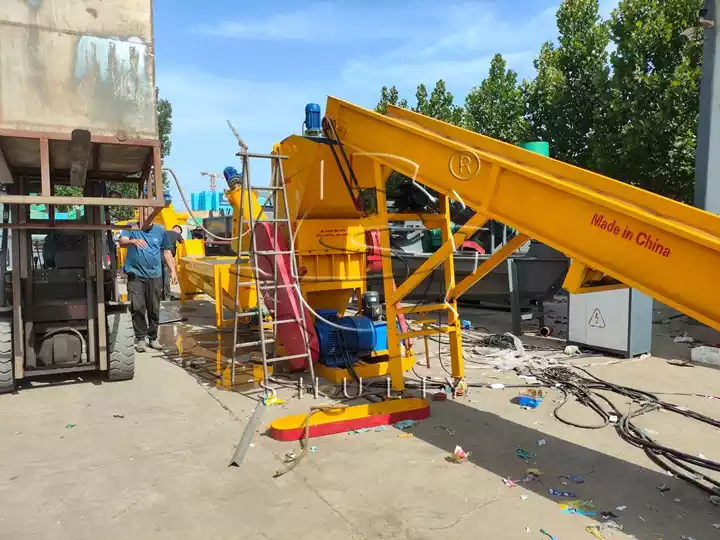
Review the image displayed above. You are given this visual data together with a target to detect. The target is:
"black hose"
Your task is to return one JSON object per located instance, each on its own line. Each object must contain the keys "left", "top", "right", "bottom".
{"left": 533, "top": 365, "right": 720, "bottom": 495}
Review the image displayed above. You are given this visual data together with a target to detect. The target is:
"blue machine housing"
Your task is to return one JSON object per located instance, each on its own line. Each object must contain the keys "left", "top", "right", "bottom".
{"left": 304, "top": 103, "right": 322, "bottom": 136}
{"left": 314, "top": 309, "right": 388, "bottom": 368}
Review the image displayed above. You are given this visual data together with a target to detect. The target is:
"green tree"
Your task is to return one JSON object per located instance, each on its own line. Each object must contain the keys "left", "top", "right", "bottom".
{"left": 463, "top": 54, "right": 528, "bottom": 143}
{"left": 597, "top": 0, "right": 702, "bottom": 202}
{"left": 413, "top": 80, "right": 463, "bottom": 125}
{"left": 375, "top": 85, "right": 408, "bottom": 114}
{"left": 524, "top": 0, "right": 610, "bottom": 169}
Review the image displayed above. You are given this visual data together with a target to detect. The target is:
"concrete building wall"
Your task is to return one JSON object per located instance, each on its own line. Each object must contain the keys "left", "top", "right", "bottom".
{"left": 0, "top": 0, "right": 157, "bottom": 141}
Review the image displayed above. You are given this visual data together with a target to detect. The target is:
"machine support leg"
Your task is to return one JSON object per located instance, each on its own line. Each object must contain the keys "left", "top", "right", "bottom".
{"left": 508, "top": 259, "right": 522, "bottom": 335}
{"left": 537, "top": 300, "right": 545, "bottom": 329}
{"left": 438, "top": 195, "right": 463, "bottom": 381}
{"left": 374, "top": 164, "right": 404, "bottom": 392}
{"left": 214, "top": 266, "right": 223, "bottom": 330}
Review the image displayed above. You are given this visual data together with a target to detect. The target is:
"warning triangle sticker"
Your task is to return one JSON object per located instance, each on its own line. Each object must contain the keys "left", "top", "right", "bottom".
{"left": 588, "top": 308, "right": 606, "bottom": 328}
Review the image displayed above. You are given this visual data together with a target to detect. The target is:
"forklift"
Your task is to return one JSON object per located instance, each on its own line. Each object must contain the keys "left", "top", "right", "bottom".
{"left": 0, "top": 131, "right": 165, "bottom": 393}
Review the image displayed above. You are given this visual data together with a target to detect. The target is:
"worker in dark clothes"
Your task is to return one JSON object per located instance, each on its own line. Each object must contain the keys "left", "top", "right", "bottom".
{"left": 162, "top": 224, "right": 184, "bottom": 300}
{"left": 119, "top": 210, "right": 178, "bottom": 352}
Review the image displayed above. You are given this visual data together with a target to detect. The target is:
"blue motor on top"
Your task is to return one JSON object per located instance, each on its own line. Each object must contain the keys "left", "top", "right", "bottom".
{"left": 223, "top": 166, "right": 242, "bottom": 188}
{"left": 314, "top": 309, "right": 387, "bottom": 368}
{"left": 304, "top": 103, "right": 322, "bottom": 136}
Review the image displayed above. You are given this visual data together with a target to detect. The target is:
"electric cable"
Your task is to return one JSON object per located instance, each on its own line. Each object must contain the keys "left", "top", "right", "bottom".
{"left": 532, "top": 365, "right": 720, "bottom": 495}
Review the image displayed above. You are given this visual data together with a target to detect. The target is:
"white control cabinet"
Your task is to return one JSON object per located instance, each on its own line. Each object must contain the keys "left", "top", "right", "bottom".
{"left": 568, "top": 289, "right": 652, "bottom": 358}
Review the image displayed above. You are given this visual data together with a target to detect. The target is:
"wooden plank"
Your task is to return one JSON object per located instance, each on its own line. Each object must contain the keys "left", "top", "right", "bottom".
{"left": 0, "top": 194, "right": 165, "bottom": 207}
{"left": 39, "top": 138, "right": 50, "bottom": 196}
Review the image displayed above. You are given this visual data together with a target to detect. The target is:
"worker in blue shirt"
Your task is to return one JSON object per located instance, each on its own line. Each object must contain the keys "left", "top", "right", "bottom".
{"left": 119, "top": 211, "right": 178, "bottom": 352}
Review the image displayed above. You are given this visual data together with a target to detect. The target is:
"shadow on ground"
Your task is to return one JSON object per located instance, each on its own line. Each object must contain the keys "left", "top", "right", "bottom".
{"left": 404, "top": 395, "right": 718, "bottom": 539}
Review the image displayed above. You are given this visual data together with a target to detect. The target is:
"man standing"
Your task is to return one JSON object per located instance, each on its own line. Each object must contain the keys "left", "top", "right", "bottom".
{"left": 119, "top": 212, "right": 178, "bottom": 352}
{"left": 162, "top": 224, "right": 184, "bottom": 299}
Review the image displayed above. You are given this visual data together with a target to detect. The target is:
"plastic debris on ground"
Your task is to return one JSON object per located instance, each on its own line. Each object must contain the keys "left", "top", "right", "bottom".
{"left": 65, "top": 424, "right": 75, "bottom": 429}
{"left": 452, "top": 445, "right": 471, "bottom": 463}
{"left": 558, "top": 473, "right": 585, "bottom": 485}
{"left": 397, "top": 433, "right": 414, "bottom": 438}
{"left": 691, "top": 345, "right": 720, "bottom": 364}
{"left": 537, "top": 438, "right": 547, "bottom": 446}
{"left": 518, "top": 389, "right": 545, "bottom": 409}
{"left": 263, "top": 395, "right": 285, "bottom": 406}
{"left": 520, "top": 494, "right": 529, "bottom": 500}
{"left": 615, "top": 505, "right": 627, "bottom": 511}
{"left": 489, "top": 383, "right": 506, "bottom": 390}
{"left": 454, "top": 380, "right": 468, "bottom": 397}
{"left": 515, "top": 448, "right": 532, "bottom": 462}
{"left": 710, "top": 495, "right": 720, "bottom": 505}
{"left": 586, "top": 522, "right": 623, "bottom": 538}
{"left": 673, "top": 332, "right": 695, "bottom": 343}
{"left": 681, "top": 536, "right": 697, "bottom": 540}
{"left": 434, "top": 425, "right": 456, "bottom": 436}
{"left": 348, "top": 428, "right": 372, "bottom": 435}
{"left": 394, "top": 420, "right": 417, "bottom": 430}
{"left": 549, "top": 488, "right": 577, "bottom": 498}
{"left": 560, "top": 500, "right": 596, "bottom": 516}
{"left": 374, "top": 426, "right": 387, "bottom": 432}
{"left": 540, "top": 528, "right": 556, "bottom": 540}
{"left": 564, "top": 345, "right": 580, "bottom": 355}
{"left": 283, "top": 451, "right": 297, "bottom": 463}
{"left": 713, "top": 523, "right": 720, "bottom": 529}
{"left": 673, "top": 498, "right": 682, "bottom": 503}
{"left": 600, "top": 511, "right": 618, "bottom": 520}
{"left": 461, "top": 320, "right": 472, "bottom": 330}
{"left": 112, "top": 414, "right": 125, "bottom": 419}
{"left": 309, "top": 446, "right": 318, "bottom": 453}
{"left": 525, "top": 526, "right": 531, "bottom": 533}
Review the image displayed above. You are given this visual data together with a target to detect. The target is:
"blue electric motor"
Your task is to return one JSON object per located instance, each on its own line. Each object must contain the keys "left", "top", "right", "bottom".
{"left": 223, "top": 166, "right": 242, "bottom": 188}
{"left": 315, "top": 309, "right": 386, "bottom": 368}
{"left": 304, "top": 103, "right": 322, "bottom": 136}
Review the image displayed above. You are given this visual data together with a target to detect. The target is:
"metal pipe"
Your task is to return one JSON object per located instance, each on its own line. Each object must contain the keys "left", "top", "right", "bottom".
{"left": 228, "top": 401, "right": 265, "bottom": 467}
{"left": 695, "top": 0, "right": 720, "bottom": 212}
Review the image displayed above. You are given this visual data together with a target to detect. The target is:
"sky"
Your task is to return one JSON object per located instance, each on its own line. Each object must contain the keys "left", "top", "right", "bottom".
{"left": 154, "top": 0, "right": 618, "bottom": 202}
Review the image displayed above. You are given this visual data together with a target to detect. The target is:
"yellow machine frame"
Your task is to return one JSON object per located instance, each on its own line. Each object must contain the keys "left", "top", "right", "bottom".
{"left": 273, "top": 97, "right": 720, "bottom": 393}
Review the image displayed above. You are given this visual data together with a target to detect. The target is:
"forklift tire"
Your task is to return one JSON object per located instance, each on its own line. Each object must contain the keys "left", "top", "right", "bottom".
{"left": 107, "top": 312, "right": 135, "bottom": 382}
{"left": 0, "top": 320, "right": 14, "bottom": 394}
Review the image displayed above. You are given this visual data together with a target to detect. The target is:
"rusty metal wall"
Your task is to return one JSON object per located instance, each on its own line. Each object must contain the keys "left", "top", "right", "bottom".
{"left": 0, "top": 0, "right": 157, "bottom": 141}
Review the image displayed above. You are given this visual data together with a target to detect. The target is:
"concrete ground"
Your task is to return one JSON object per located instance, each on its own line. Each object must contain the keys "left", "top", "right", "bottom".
{"left": 2, "top": 296, "right": 720, "bottom": 540}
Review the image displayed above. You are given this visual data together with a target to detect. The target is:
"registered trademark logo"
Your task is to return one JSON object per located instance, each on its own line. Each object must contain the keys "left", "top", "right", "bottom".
{"left": 449, "top": 151, "right": 480, "bottom": 180}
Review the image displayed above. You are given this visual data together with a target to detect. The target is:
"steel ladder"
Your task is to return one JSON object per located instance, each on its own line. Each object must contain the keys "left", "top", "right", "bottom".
{"left": 229, "top": 151, "right": 315, "bottom": 399}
